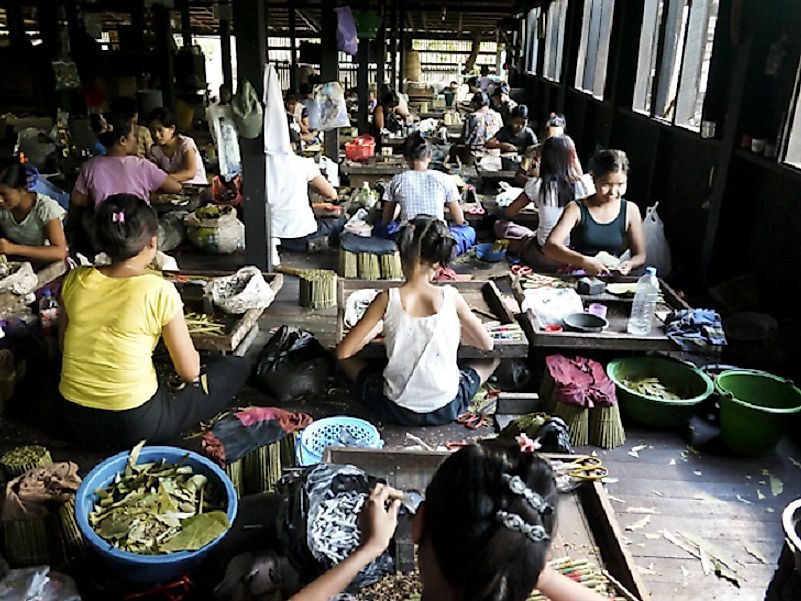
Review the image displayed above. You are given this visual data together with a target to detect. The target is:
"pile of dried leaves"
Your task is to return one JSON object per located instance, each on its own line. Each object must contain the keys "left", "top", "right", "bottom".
{"left": 89, "top": 443, "right": 230, "bottom": 555}
{"left": 620, "top": 376, "right": 681, "bottom": 400}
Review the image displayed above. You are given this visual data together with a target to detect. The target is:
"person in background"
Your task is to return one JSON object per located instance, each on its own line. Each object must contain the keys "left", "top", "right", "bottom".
{"left": 59, "top": 194, "right": 251, "bottom": 450}
{"left": 217, "top": 85, "right": 233, "bottom": 105}
{"left": 336, "top": 216, "right": 498, "bottom": 427}
{"left": 147, "top": 107, "right": 208, "bottom": 185}
{"left": 300, "top": 79, "right": 321, "bottom": 132}
{"left": 88, "top": 113, "right": 108, "bottom": 157}
{"left": 545, "top": 149, "right": 645, "bottom": 276}
{"left": 491, "top": 83, "right": 518, "bottom": 123}
{"left": 466, "top": 76, "right": 480, "bottom": 95}
{"left": 514, "top": 112, "right": 573, "bottom": 186}
{"left": 286, "top": 92, "right": 315, "bottom": 144}
{"left": 479, "top": 64, "right": 492, "bottom": 93}
{"left": 371, "top": 89, "right": 406, "bottom": 136}
{"left": 290, "top": 441, "right": 607, "bottom": 601}
{"left": 0, "top": 161, "right": 68, "bottom": 262}
{"left": 110, "top": 96, "right": 153, "bottom": 158}
{"left": 72, "top": 113, "right": 181, "bottom": 209}
{"left": 462, "top": 92, "right": 504, "bottom": 152}
{"left": 486, "top": 105, "right": 538, "bottom": 154}
{"left": 496, "top": 135, "right": 594, "bottom": 272}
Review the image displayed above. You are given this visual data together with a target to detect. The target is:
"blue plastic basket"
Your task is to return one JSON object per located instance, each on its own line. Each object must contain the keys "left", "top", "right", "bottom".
{"left": 74, "top": 446, "right": 238, "bottom": 584}
{"left": 298, "top": 416, "right": 384, "bottom": 466}
{"left": 475, "top": 242, "right": 507, "bottom": 262}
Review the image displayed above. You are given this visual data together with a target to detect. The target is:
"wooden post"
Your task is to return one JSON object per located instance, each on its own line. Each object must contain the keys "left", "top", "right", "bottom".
{"left": 289, "top": 4, "right": 298, "bottom": 92}
{"left": 388, "top": 0, "right": 398, "bottom": 89}
{"left": 219, "top": 0, "right": 233, "bottom": 92}
{"left": 152, "top": 2, "right": 176, "bottom": 110}
{"left": 399, "top": 10, "right": 407, "bottom": 92}
{"left": 181, "top": 0, "right": 193, "bottom": 48}
{"left": 320, "top": 4, "right": 340, "bottom": 160}
{"left": 358, "top": 39, "right": 371, "bottom": 134}
{"left": 234, "top": 0, "right": 270, "bottom": 270}
{"left": 376, "top": 0, "right": 386, "bottom": 93}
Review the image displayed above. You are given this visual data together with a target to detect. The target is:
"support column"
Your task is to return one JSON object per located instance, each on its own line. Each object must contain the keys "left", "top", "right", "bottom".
{"left": 181, "top": 0, "right": 193, "bottom": 48}
{"left": 375, "top": 0, "right": 386, "bottom": 93}
{"left": 219, "top": 0, "right": 233, "bottom": 92}
{"left": 398, "top": 11, "right": 406, "bottom": 92}
{"left": 152, "top": 3, "right": 176, "bottom": 110}
{"left": 357, "top": 40, "right": 371, "bottom": 134}
{"left": 388, "top": 0, "right": 397, "bottom": 89}
{"left": 234, "top": 0, "right": 270, "bottom": 270}
{"left": 289, "top": 4, "right": 298, "bottom": 92}
{"left": 320, "top": 4, "right": 340, "bottom": 160}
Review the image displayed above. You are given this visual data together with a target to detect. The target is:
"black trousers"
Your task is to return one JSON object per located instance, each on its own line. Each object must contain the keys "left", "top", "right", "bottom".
{"left": 61, "top": 356, "right": 252, "bottom": 450}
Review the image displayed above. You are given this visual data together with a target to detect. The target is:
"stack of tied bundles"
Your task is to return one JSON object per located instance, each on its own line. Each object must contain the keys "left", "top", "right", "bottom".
{"left": 338, "top": 233, "right": 402, "bottom": 281}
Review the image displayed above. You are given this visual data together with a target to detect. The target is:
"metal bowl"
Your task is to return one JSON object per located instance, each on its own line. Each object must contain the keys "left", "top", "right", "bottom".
{"left": 563, "top": 312, "right": 609, "bottom": 333}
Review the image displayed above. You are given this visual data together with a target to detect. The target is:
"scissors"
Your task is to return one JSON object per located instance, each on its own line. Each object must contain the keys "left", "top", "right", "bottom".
{"left": 456, "top": 412, "right": 489, "bottom": 430}
{"left": 554, "top": 456, "right": 609, "bottom": 481}
{"left": 511, "top": 264, "right": 533, "bottom": 277}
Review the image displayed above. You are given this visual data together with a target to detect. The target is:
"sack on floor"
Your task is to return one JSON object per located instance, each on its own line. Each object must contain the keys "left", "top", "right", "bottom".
{"left": 205, "top": 266, "right": 276, "bottom": 315}
{"left": 280, "top": 464, "right": 394, "bottom": 590}
{"left": 252, "top": 326, "right": 332, "bottom": 402}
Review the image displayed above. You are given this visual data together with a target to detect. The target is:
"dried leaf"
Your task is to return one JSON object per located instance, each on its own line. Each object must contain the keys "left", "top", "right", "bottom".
{"left": 756, "top": 490, "right": 766, "bottom": 501}
{"left": 669, "top": 459, "right": 677, "bottom": 466}
{"left": 637, "top": 563, "right": 657, "bottom": 576}
{"left": 680, "top": 565, "right": 690, "bottom": 583}
{"left": 789, "top": 457, "right": 801, "bottom": 470}
{"left": 744, "top": 543, "right": 768, "bottom": 564}
{"left": 761, "top": 469, "right": 784, "bottom": 497}
{"left": 625, "top": 515, "right": 651, "bottom": 531}
{"left": 159, "top": 511, "right": 230, "bottom": 552}
{"left": 129, "top": 440, "right": 146, "bottom": 468}
{"left": 627, "top": 506, "right": 657, "bottom": 514}
{"left": 766, "top": 507, "right": 775, "bottom": 513}
{"left": 694, "top": 470, "right": 703, "bottom": 477}
{"left": 645, "top": 533, "right": 661, "bottom": 540}
{"left": 608, "top": 495, "right": 626, "bottom": 504}
{"left": 736, "top": 494, "right": 753, "bottom": 505}
{"left": 651, "top": 490, "right": 664, "bottom": 497}
{"left": 628, "top": 444, "right": 648, "bottom": 458}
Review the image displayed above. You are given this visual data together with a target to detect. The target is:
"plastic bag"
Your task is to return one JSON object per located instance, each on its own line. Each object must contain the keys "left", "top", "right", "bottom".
{"left": 157, "top": 211, "right": 187, "bottom": 252}
{"left": 335, "top": 7, "right": 358, "bottom": 56}
{"left": 0, "top": 567, "right": 81, "bottom": 601}
{"left": 521, "top": 287, "right": 584, "bottom": 328}
{"left": 0, "top": 262, "right": 38, "bottom": 295}
{"left": 642, "top": 203, "right": 672, "bottom": 277}
{"left": 252, "top": 326, "right": 332, "bottom": 402}
{"left": 317, "top": 82, "right": 351, "bottom": 131}
{"left": 280, "top": 464, "right": 394, "bottom": 591}
{"left": 231, "top": 79, "right": 263, "bottom": 139}
{"left": 205, "top": 266, "right": 276, "bottom": 315}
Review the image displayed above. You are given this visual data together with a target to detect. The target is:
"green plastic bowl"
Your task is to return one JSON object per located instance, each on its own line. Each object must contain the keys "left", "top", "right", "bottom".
{"left": 716, "top": 370, "right": 801, "bottom": 456}
{"left": 607, "top": 357, "right": 714, "bottom": 428}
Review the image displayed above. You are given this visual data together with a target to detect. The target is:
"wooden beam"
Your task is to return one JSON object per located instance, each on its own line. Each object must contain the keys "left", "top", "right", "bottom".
{"left": 219, "top": 0, "right": 233, "bottom": 92}
{"left": 289, "top": 4, "right": 298, "bottom": 91}
{"left": 234, "top": 0, "right": 270, "bottom": 270}
{"left": 181, "top": 0, "right": 193, "bottom": 48}
{"left": 376, "top": 0, "right": 386, "bottom": 92}
{"left": 389, "top": 0, "right": 398, "bottom": 89}
{"left": 320, "top": 4, "right": 340, "bottom": 160}
{"left": 296, "top": 10, "right": 321, "bottom": 33}
{"left": 152, "top": 2, "right": 176, "bottom": 110}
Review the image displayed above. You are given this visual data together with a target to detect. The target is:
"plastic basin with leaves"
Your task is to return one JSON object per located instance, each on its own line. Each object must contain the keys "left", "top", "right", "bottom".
{"left": 716, "top": 370, "right": 801, "bottom": 455}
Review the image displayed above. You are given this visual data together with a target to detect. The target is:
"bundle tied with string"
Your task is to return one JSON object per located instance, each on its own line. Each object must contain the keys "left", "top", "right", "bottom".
{"left": 544, "top": 355, "right": 623, "bottom": 447}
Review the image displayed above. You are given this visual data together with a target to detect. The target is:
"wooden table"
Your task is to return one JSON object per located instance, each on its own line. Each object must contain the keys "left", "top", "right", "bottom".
{"left": 152, "top": 184, "right": 211, "bottom": 216}
{"left": 325, "top": 447, "right": 648, "bottom": 600}
{"left": 0, "top": 260, "right": 66, "bottom": 319}
{"left": 341, "top": 158, "right": 407, "bottom": 188}
{"left": 513, "top": 275, "right": 690, "bottom": 352}
{"left": 164, "top": 270, "right": 283, "bottom": 354}
{"left": 336, "top": 278, "right": 529, "bottom": 359}
{"left": 478, "top": 193, "right": 539, "bottom": 229}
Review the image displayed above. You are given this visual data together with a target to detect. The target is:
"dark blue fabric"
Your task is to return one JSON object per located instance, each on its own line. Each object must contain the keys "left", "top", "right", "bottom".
{"left": 665, "top": 309, "right": 727, "bottom": 353}
{"left": 339, "top": 231, "right": 399, "bottom": 255}
{"left": 354, "top": 365, "right": 481, "bottom": 426}
{"left": 280, "top": 217, "right": 347, "bottom": 252}
{"left": 373, "top": 219, "right": 402, "bottom": 240}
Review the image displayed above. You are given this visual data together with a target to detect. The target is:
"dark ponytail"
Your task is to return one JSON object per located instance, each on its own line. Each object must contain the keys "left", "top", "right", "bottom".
{"left": 94, "top": 113, "right": 134, "bottom": 149}
{"left": 397, "top": 215, "right": 455, "bottom": 275}
{"left": 540, "top": 134, "right": 581, "bottom": 208}
{"left": 95, "top": 193, "right": 158, "bottom": 263}
{"left": 423, "top": 441, "right": 557, "bottom": 601}
{"left": 402, "top": 131, "right": 431, "bottom": 161}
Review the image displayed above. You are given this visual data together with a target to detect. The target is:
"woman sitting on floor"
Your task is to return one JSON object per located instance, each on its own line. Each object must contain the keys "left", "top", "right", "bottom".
{"left": 462, "top": 92, "right": 504, "bottom": 152}
{"left": 494, "top": 135, "right": 594, "bottom": 272}
{"left": 486, "top": 104, "right": 538, "bottom": 155}
{"left": 290, "top": 440, "right": 607, "bottom": 601}
{"left": 59, "top": 194, "right": 251, "bottom": 449}
{"left": 336, "top": 216, "right": 499, "bottom": 427}
{"left": 381, "top": 132, "right": 474, "bottom": 253}
{"left": 0, "top": 160, "right": 68, "bottom": 263}
{"left": 544, "top": 149, "right": 646, "bottom": 276}
{"left": 514, "top": 112, "right": 573, "bottom": 186}
{"left": 147, "top": 107, "right": 208, "bottom": 185}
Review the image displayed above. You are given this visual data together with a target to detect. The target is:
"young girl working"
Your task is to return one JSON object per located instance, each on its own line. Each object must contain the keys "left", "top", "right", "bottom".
{"left": 290, "top": 440, "right": 607, "bottom": 601}
{"left": 59, "top": 194, "right": 251, "bottom": 450}
{"left": 495, "top": 135, "right": 594, "bottom": 272}
{"left": 147, "top": 107, "right": 208, "bottom": 185}
{"left": 486, "top": 104, "right": 538, "bottom": 155}
{"left": 0, "top": 162, "right": 68, "bottom": 262}
{"left": 336, "top": 216, "right": 498, "bottom": 427}
{"left": 545, "top": 149, "right": 646, "bottom": 276}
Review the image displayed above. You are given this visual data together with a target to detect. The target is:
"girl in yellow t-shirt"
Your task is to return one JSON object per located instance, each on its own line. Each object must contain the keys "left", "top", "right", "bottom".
{"left": 59, "top": 193, "right": 251, "bottom": 449}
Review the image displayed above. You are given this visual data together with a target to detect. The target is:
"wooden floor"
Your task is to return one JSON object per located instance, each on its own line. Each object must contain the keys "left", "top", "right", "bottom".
{"left": 1, "top": 247, "right": 798, "bottom": 600}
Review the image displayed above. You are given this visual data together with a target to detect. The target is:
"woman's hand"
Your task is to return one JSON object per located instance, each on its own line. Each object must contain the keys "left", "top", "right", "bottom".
{"left": 617, "top": 260, "right": 633, "bottom": 275}
{"left": 501, "top": 143, "right": 518, "bottom": 153}
{"left": 0, "top": 238, "right": 17, "bottom": 255}
{"left": 359, "top": 483, "right": 402, "bottom": 558}
{"left": 581, "top": 256, "right": 611, "bottom": 276}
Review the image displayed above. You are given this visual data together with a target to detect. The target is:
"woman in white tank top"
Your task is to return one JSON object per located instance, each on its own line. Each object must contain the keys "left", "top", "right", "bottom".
{"left": 336, "top": 216, "right": 500, "bottom": 426}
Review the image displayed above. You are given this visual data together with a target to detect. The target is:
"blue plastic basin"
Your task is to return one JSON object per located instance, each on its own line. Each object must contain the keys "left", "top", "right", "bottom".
{"left": 74, "top": 446, "right": 238, "bottom": 584}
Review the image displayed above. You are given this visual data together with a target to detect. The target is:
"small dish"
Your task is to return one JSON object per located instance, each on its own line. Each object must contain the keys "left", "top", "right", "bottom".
{"left": 563, "top": 312, "right": 609, "bottom": 333}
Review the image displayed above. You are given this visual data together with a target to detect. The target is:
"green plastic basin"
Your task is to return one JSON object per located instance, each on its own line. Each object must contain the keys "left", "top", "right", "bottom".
{"left": 716, "top": 370, "right": 801, "bottom": 455}
{"left": 607, "top": 357, "right": 713, "bottom": 428}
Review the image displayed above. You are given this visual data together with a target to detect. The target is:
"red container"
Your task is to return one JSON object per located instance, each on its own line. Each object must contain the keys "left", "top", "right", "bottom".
{"left": 345, "top": 135, "right": 376, "bottom": 161}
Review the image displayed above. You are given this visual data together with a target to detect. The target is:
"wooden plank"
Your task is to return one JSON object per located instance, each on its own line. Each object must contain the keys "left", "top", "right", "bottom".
{"left": 336, "top": 278, "right": 529, "bottom": 358}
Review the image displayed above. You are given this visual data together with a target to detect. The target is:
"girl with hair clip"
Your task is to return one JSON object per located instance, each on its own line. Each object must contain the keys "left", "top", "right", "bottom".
{"left": 290, "top": 440, "right": 607, "bottom": 601}
{"left": 147, "top": 107, "right": 208, "bottom": 184}
{"left": 72, "top": 112, "right": 181, "bottom": 209}
{"left": 58, "top": 194, "right": 251, "bottom": 449}
{"left": 495, "top": 135, "right": 595, "bottom": 272}
{"left": 545, "top": 149, "right": 646, "bottom": 276}
{"left": 0, "top": 160, "right": 68, "bottom": 262}
{"left": 336, "top": 215, "right": 499, "bottom": 427}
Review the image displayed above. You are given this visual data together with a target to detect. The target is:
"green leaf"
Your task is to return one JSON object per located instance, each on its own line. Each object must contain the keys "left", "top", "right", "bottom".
{"left": 159, "top": 511, "right": 230, "bottom": 552}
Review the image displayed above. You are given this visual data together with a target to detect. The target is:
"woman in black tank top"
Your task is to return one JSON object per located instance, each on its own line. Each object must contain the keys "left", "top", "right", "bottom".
{"left": 543, "top": 149, "right": 647, "bottom": 276}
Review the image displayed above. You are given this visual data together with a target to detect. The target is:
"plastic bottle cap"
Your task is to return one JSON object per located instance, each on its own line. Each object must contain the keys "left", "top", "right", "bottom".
{"left": 646, "top": 267, "right": 657, "bottom": 276}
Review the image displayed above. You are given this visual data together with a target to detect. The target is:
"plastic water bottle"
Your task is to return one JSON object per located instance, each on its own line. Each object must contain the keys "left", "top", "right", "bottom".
{"left": 627, "top": 267, "right": 659, "bottom": 335}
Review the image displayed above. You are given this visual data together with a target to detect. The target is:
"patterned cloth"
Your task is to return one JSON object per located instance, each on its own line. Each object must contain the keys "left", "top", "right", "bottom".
{"left": 383, "top": 169, "right": 460, "bottom": 222}
{"left": 464, "top": 109, "right": 504, "bottom": 150}
{"left": 665, "top": 309, "right": 727, "bottom": 354}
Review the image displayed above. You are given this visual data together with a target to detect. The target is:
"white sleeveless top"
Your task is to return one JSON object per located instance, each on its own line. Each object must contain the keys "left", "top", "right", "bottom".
{"left": 382, "top": 286, "right": 461, "bottom": 413}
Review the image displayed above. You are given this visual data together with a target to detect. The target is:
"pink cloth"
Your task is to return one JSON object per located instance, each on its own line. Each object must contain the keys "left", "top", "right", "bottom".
{"left": 148, "top": 135, "right": 208, "bottom": 185}
{"left": 234, "top": 406, "right": 313, "bottom": 431}
{"left": 545, "top": 355, "right": 618, "bottom": 408}
{"left": 74, "top": 155, "right": 169, "bottom": 207}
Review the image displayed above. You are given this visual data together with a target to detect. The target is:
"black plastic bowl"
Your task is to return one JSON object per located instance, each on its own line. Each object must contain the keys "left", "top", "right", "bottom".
{"left": 563, "top": 312, "right": 609, "bottom": 333}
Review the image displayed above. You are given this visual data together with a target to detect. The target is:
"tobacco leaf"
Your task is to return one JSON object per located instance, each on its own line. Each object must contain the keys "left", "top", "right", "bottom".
{"left": 159, "top": 511, "right": 230, "bottom": 552}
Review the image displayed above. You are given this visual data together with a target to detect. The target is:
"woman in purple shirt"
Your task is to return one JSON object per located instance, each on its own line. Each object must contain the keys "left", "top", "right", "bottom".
{"left": 71, "top": 113, "right": 181, "bottom": 209}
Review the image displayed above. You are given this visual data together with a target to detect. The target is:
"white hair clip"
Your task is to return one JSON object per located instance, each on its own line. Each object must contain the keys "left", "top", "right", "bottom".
{"left": 496, "top": 510, "right": 549, "bottom": 542}
{"left": 502, "top": 474, "right": 553, "bottom": 516}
